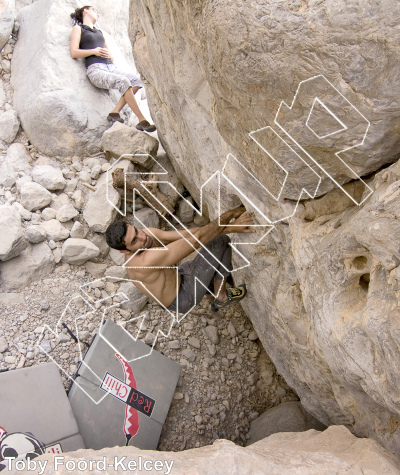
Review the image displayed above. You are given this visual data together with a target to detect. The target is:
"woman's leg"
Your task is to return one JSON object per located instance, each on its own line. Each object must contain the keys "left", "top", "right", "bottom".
{"left": 87, "top": 66, "right": 146, "bottom": 121}
{"left": 109, "top": 87, "right": 141, "bottom": 114}
{"left": 121, "top": 86, "right": 146, "bottom": 122}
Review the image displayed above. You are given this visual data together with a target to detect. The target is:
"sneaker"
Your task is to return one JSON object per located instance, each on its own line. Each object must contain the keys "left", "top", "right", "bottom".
{"left": 107, "top": 113, "right": 124, "bottom": 123}
{"left": 136, "top": 120, "right": 157, "bottom": 132}
{"left": 211, "top": 284, "right": 247, "bottom": 312}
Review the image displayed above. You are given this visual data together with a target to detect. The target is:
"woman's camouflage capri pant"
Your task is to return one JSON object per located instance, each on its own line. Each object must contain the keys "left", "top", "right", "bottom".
{"left": 86, "top": 63, "right": 143, "bottom": 96}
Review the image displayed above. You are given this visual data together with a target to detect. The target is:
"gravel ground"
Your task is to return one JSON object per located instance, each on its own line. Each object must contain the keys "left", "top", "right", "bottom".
{"left": 0, "top": 258, "right": 298, "bottom": 451}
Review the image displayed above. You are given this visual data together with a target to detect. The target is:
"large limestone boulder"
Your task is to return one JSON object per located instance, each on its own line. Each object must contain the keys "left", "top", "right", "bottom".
{"left": 0, "top": 0, "right": 14, "bottom": 51}
{"left": 11, "top": 0, "right": 142, "bottom": 156}
{"left": 233, "top": 159, "right": 400, "bottom": 455}
{"left": 19, "top": 426, "right": 400, "bottom": 475}
{"left": 129, "top": 0, "right": 400, "bottom": 455}
{"left": 0, "top": 242, "right": 55, "bottom": 291}
{"left": 130, "top": 0, "right": 400, "bottom": 203}
{"left": 0, "top": 205, "right": 28, "bottom": 261}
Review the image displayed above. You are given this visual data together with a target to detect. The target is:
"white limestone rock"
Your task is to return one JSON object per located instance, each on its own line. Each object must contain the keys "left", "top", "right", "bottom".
{"left": 0, "top": 336, "right": 8, "bottom": 353}
{"left": 0, "top": 109, "right": 19, "bottom": 147}
{"left": 52, "top": 246, "right": 61, "bottom": 263}
{"left": 0, "top": 160, "right": 16, "bottom": 187}
{"left": 5, "top": 143, "right": 31, "bottom": 175}
{"left": 101, "top": 122, "right": 159, "bottom": 164}
{"left": 0, "top": 242, "right": 55, "bottom": 291}
{"left": 118, "top": 281, "right": 147, "bottom": 315}
{"left": 83, "top": 181, "right": 120, "bottom": 233}
{"left": 20, "top": 181, "right": 52, "bottom": 211}
{"left": 109, "top": 248, "right": 125, "bottom": 266}
{"left": 15, "top": 175, "right": 32, "bottom": 191}
{"left": 0, "top": 81, "right": 6, "bottom": 108}
{"left": 132, "top": 207, "right": 159, "bottom": 229}
{"left": 0, "top": 0, "right": 14, "bottom": 51}
{"left": 25, "top": 225, "right": 46, "bottom": 244}
{"left": 41, "top": 207, "right": 57, "bottom": 220}
{"left": 31, "top": 164, "right": 66, "bottom": 191}
{"left": 39, "top": 219, "right": 70, "bottom": 241}
{"left": 11, "top": 202, "right": 32, "bottom": 221}
{"left": 0, "top": 205, "right": 28, "bottom": 261}
{"left": 88, "top": 233, "right": 109, "bottom": 257}
{"left": 70, "top": 221, "right": 86, "bottom": 239}
{"left": 71, "top": 189, "right": 85, "bottom": 210}
{"left": 61, "top": 238, "right": 100, "bottom": 265}
{"left": 84, "top": 261, "right": 108, "bottom": 278}
{"left": 56, "top": 203, "right": 79, "bottom": 222}
{"left": 177, "top": 196, "right": 195, "bottom": 223}
{"left": 49, "top": 193, "right": 70, "bottom": 211}
{"left": 104, "top": 265, "right": 128, "bottom": 281}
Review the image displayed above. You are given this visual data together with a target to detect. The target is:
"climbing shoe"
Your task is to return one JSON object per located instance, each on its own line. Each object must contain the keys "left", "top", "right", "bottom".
{"left": 107, "top": 112, "right": 124, "bottom": 123}
{"left": 211, "top": 284, "right": 247, "bottom": 312}
{"left": 136, "top": 120, "right": 157, "bottom": 132}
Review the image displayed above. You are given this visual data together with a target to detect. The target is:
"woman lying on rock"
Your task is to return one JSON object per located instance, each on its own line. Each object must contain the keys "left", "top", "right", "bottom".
{"left": 70, "top": 5, "right": 156, "bottom": 132}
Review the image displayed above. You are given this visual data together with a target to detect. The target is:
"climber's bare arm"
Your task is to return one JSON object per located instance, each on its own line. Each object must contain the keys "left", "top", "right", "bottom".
{"left": 145, "top": 206, "right": 250, "bottom": 244}
{"left": 145, "top": 227, "right": 201, "bottom": 245}
{"left": 131, "top": 208, "right": 254, "bottom": 268}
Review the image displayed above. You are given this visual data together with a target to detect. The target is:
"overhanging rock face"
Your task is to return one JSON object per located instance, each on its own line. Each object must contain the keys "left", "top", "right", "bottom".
{"left": 128, "top": 0, "right": 400, "bottom": 454}
{"left": 11, "top": 0, "right": 138, "bottom": 156}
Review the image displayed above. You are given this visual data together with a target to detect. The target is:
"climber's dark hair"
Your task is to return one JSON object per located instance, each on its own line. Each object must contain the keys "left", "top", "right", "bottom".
{"left": 105, "top": 221, "right": 128, "bottom": 250}
{"left": 70, "top": 5, "right": 92, "bottom": 25}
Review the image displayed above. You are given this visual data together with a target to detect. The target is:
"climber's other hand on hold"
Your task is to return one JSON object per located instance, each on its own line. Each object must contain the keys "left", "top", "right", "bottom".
{"left": 224, "top": 211, "right": 256, "bottom": 234}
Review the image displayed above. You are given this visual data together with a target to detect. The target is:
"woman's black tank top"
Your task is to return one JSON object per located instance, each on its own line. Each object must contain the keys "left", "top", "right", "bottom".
{"left": 79, "top": 25, "right": 112, "bottom": 68}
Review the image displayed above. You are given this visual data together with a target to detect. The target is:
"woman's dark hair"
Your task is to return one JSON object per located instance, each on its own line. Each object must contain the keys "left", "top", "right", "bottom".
{"left": 105, "top": 221, "right": 128, "bottom": 250}
{"left": 70, "top": 5, "right": 92, "bottom": 25}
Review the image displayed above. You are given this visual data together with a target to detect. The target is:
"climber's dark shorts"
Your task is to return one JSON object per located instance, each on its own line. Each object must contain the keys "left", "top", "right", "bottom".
{"left": 167, "top": 235, "right": 232, "bottom": 314}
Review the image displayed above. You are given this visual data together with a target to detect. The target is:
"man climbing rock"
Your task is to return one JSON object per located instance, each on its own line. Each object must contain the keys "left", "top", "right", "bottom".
{"left": 105, "top": 206, "right": 255, "bottom": 313}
